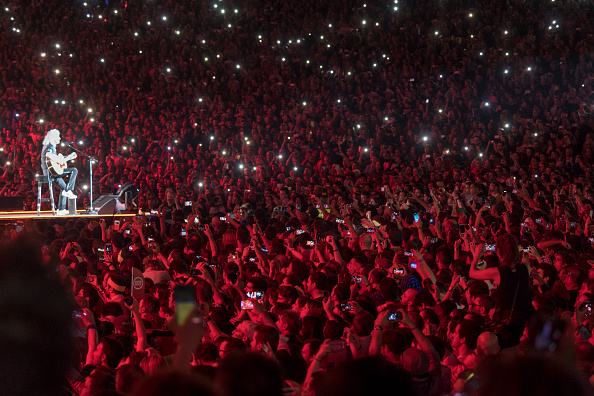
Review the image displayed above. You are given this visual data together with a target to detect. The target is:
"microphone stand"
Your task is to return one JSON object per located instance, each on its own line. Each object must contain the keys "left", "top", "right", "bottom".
{"left": 63, "top": 142, "right": 99, "bottom": 215}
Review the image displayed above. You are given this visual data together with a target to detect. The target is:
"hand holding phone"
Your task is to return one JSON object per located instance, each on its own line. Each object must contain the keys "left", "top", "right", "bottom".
{"left": 387, "top": 311, "right": 402, "bottom": 321}
{"left": 485, "top": 244, "right": 496, "bottom": 251}
{"left": 393, "top": 267, "right": 405, "bottom": 275}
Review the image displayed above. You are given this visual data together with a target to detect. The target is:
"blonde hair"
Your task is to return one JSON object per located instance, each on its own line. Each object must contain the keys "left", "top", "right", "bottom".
{"left": 42, "top": 129, "right": 60, "bottom": 146}
{"left": 139, "top": 353, "right": 167, "bottom": 376}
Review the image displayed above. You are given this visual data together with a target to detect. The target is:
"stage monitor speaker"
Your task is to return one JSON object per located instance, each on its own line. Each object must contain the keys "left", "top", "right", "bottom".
{"left": 0, "top": 196, "right": 24, "bottom": 211}
{"left": 93, "top": 194, "right": 118, "bottom": 215}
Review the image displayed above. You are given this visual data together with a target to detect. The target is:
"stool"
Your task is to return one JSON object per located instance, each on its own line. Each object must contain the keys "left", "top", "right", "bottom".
{"left": 36, "top": 174, "right": 55, "bottom": 216}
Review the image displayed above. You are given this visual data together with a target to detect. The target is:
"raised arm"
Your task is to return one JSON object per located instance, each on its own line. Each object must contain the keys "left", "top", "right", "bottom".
{"left": 128, "top": 299, "right": 149, "bottom": 352}
{"left": 468, "top": 243, "right": 500, "bottom": 284}
{"left": 399, "top": 309, "right": 440, "bottom": 362}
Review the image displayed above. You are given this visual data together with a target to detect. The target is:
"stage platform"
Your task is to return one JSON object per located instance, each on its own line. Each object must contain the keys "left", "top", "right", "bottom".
{"left": 0, "top": 210, "right": 134, "bottom": 221}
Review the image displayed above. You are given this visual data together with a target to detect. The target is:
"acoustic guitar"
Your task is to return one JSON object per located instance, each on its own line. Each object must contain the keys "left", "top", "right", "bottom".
{"left": 46, "top": 152, "right": 77, "bottom": 176}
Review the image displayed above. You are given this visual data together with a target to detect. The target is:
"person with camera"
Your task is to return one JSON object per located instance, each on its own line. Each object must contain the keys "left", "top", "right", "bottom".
{"left": 469, "top": 235, "right": 534, "bottom": 323}
{"left": 574, "top": 292, "right": 594, "bottom": 341}
{"left": 369, "top": 308, "right": 442, "bottom": 396}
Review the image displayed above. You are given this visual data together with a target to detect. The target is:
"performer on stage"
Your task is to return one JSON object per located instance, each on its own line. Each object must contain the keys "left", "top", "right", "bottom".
{"left": 41, "top": 129, "right": 78, "bottom": 215}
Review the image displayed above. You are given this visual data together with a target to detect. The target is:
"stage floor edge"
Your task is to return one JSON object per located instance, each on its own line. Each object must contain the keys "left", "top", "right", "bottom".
{"left": 0, "top": 211, "right": 133, "bottom": 220}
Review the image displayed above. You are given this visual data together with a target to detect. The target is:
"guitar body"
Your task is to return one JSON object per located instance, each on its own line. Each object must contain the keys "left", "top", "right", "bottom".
{"left": 46, "top": 153, "right": 76, "bottom": 176}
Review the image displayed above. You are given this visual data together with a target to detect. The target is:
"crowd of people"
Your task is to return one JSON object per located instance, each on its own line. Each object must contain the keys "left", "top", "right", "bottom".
{"left": 0, "top": 0, "right": 594, "bottom": 394}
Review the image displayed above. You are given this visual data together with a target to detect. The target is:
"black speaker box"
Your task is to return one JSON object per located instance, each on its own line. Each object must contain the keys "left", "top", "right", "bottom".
{"left": 93, "top": 194, "right": 118, "bottom": 215}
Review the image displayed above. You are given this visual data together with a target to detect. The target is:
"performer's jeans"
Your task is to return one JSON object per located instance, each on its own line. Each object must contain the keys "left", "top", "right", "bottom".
{"left": 52, "top": 167, "right": 78, "bottom": 210}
